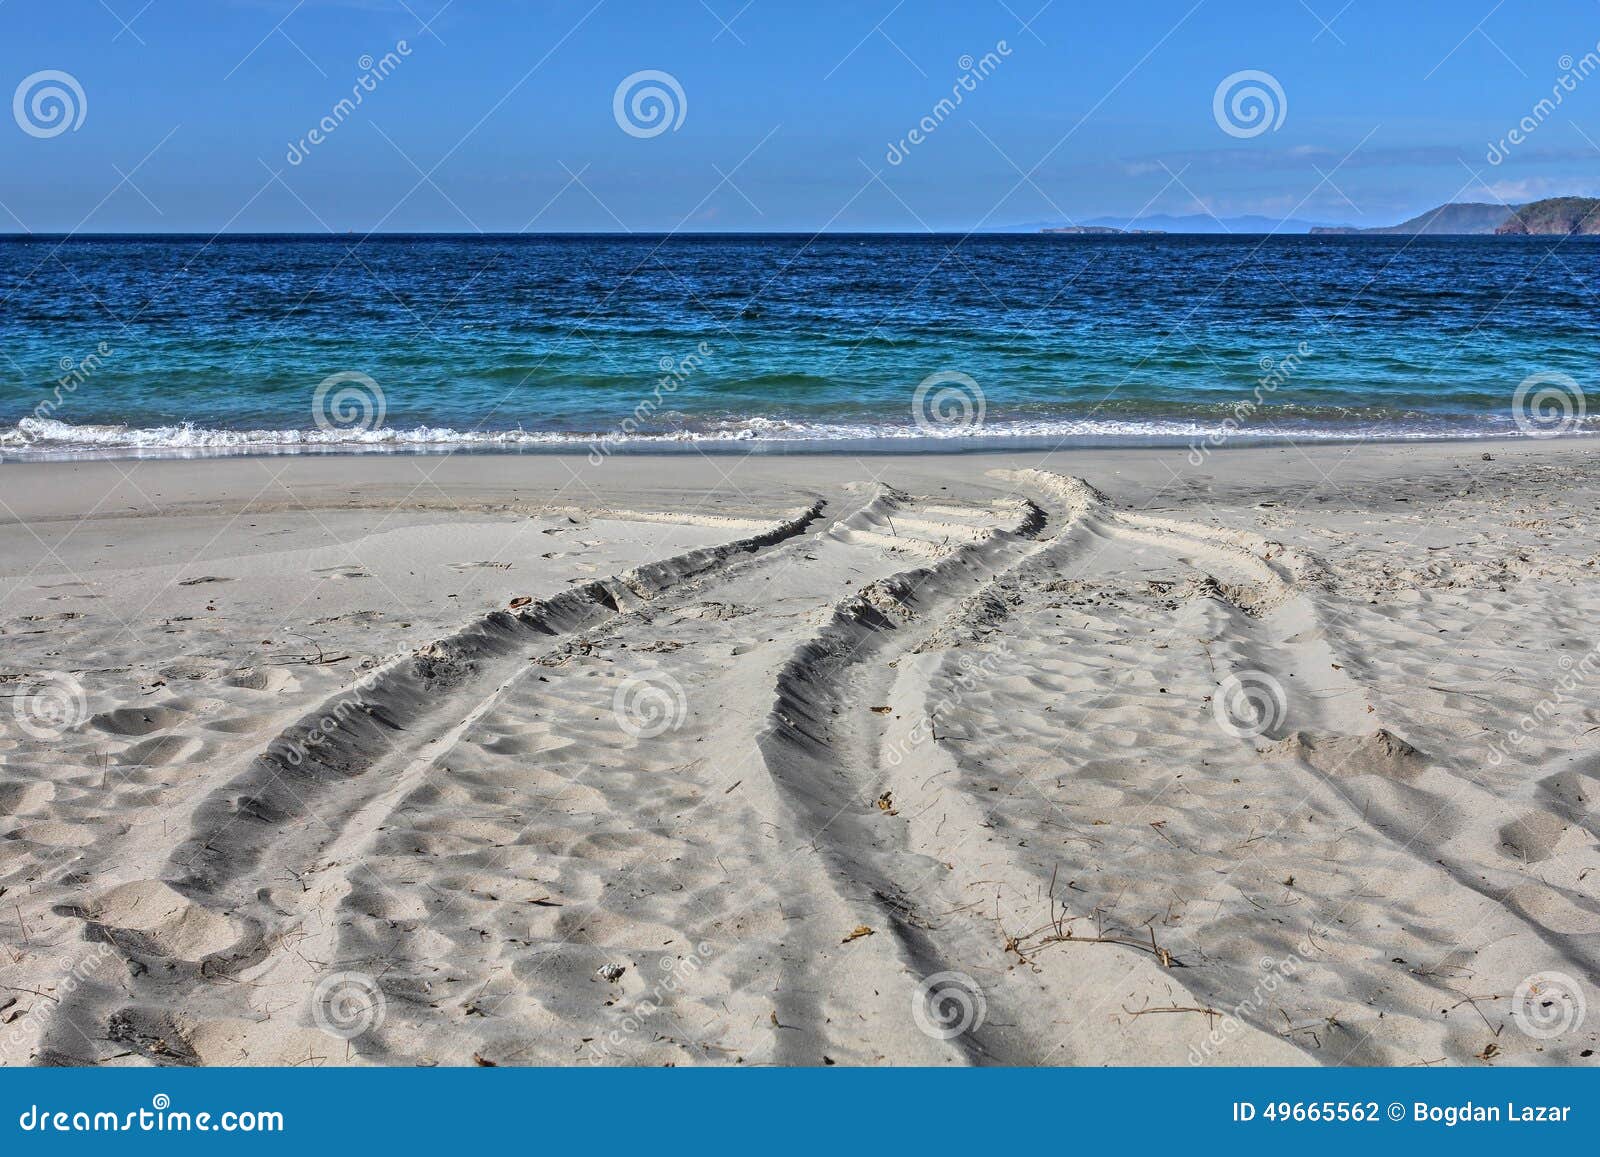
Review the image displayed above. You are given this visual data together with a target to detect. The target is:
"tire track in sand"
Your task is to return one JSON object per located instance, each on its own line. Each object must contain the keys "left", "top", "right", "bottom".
{"left": 47, "top": 498, "right": 827, "bottom": 1064}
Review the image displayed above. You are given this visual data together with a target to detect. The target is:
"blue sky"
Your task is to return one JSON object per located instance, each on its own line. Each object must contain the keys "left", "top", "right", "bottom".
{"left": 2, "top": 0, "right": 1599, "bottom": 232}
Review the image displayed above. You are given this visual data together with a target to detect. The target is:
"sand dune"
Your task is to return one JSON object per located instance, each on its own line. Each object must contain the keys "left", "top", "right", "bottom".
{"left": 1, "top": 443, "right": 1596, "bottom": 1065}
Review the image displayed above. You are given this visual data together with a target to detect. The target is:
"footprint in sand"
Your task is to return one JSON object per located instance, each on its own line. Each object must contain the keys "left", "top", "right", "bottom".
{"left": 67, "top": 880, "right": 242, "bottom": 962}
{"left": 159, "top": 657, "right": 230, "bottom": 681}
{"left": 91, "top": 704, "right": 189, "bottom": 737}
{"left": 225, "top": 666, "right": 298, "bottom": 692}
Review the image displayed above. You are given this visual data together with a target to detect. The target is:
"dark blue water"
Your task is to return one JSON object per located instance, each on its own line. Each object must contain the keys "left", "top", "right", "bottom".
{"left": 0, "top": 234, "right": 1594, "bottom": 456}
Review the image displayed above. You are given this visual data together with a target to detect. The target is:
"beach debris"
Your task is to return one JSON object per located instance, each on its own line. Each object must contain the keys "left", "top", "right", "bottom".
{"left": 870, "top": 705, "right": 892, "bottom": 714}
{"left": 1122, "top": 1001, "right": 1221, "bottom": 1026}
{"left": 508, "top": 596, "right": 534, "bottom": 609}
{"left": 596, "top": 963, "right": 627, "bottom": 983}
{"left": 875, "top": 792, "right": 898, "bottom": 815}
{"left": 472, "top": 1052, "right": 498, "bottom": 1066}
{"left": 842, "top": 925, "right": 875, "bottom": 944}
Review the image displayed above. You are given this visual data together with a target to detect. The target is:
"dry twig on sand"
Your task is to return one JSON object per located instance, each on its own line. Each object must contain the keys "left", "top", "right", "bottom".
{"left": 1006, "top": 874, "right": 1184, "bottom": 967}
{"left": 1123, "top": 1002, "right": 1221, "bottom": 1026}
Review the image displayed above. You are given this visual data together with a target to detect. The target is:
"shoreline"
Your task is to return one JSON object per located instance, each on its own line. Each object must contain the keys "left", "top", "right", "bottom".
{"left": 2, "top": 435, "right": 1593, "bottom": 522}
{"left": 3, "top": 427, "right": 1593, "bottom": 465}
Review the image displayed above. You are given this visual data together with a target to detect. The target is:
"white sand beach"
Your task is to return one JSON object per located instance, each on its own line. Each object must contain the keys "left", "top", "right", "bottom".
{"left": 1, "top": 440, "right": 1596, "bottom": 1066}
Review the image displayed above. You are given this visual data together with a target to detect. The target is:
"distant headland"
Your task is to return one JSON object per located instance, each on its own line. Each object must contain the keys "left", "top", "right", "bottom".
{"left": 1311, "top": 197, "right": 1600, "bottom": 236}
{"left": 1030, "top": 197, "right": 1600, "bottom": 237}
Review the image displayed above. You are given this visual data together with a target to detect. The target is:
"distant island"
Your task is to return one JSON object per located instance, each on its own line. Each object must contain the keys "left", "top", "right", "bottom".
{"left": 1311, "top": 196, "right": 1600, "bottom": 236}
{"left": 1041, "top": 225, "right": 1167, "bottom": 235}
{"left": 1026, "top": 197, "right": 1600, "bottom": 237}
{"left": 1029, "top": 212, "right": 1330, "bottom": 234}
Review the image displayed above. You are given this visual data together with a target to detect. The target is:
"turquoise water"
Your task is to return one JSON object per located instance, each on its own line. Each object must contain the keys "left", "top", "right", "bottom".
{"left": 0, "top": 233, "right": 1594, "bottom": 456}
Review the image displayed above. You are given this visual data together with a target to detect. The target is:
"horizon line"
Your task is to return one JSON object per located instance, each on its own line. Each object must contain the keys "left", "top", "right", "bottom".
{"left": 0, "top": 229, "right": 1562, "bottom": 239}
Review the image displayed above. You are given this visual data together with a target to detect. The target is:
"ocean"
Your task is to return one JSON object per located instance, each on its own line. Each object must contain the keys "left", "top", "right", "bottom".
{"left": 1, "top": 233, "right": 1594, "bottom": 458}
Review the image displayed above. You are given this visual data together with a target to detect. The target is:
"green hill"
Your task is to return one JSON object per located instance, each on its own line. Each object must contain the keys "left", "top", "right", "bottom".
{"left": 1495, "top": 197, "right": 1600, "bottom": 235}
{"left": 1312, "top": 197, "right": 1600, "bottom": 236}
